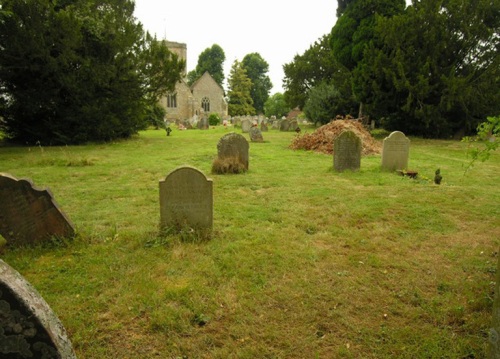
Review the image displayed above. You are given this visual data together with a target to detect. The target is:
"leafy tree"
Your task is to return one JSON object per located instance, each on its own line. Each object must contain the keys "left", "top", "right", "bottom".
{"left": 227, "top": 60, "right": 255, "bottom": 116}
{"left": 0, "top": 0, "right": 184, "bottom": 144}
{"left": 303, "top": 82, "right": 357, "bottom": 125}
{"left": 241, "top": 53, "right": 272, "bottom": 114}
{"left": 264, "top": 93, "right": 290, "bottom": 118}
{"left": 187, "top": 44, "right": 225, "bottom": 87}
{"left": 463, "top": 116, "right": 500, "bottom": 170}
{"left": 355, "top": 0, "right": 500, "bottom": 137}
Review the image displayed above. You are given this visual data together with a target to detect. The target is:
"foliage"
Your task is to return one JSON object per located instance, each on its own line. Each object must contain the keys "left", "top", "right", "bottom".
{"left": 355, "top": 0, "right": 500, "bottom": 137}
{"left": 283, "top": 35, "right": 348, "bottom": 110}
{"left": 241, "top": 53, "right": 272, "bottom": 114}
{"left": 463, "top": 115, "right": 500, "bottom": 168}
{"left": 0, "top": 0, "right": 184, "bottom": 145}
{"left": 144, "top": 103, "right": 166, "bottom": 129}
{"left": 187, "top": 44, "right": 225, "bottom": 87}
{"left": 263, "top": 93, "right": 290, "bottom": 118}
{"left": 303, "top": 82, "right": 357, "bottom": 125}
{"left": 208, "top": 113, "right": 221, "bottom": 126}
{"left": 227, "top": 60, "right": 255, "bottom": 116}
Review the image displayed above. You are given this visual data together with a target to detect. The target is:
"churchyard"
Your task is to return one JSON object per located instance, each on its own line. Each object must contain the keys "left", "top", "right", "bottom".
{"left": 0, "top": 124, "right": 499, "bottom": 358}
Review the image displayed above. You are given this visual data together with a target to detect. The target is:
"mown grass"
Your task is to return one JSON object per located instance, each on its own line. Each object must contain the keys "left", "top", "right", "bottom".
{"left": 1, "top": 125, "right": 499, "bottom": 358}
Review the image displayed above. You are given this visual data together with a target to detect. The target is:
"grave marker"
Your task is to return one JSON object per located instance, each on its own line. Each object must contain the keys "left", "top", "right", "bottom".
{"left": 213, "top": 132, "right": 249, "bottom": 172}
{"left": 0, "top": 259, "right": 77, "bottom": 358}
{"left": 0, "top": 173, "right": 75, "bottom": 247}
{"left": 333, "top": 131, "right": 362, "bottom": 172}
{"left": 249, "top": 126, "right": 264, "bottom": 142}
{"left": 241, "top": 119, "right": 252, "bottom": 133}
{"left": 381, "top": 131, "right": 410, "bottom": 171}
{"left": 159, "top": 167, "right": 213, "bottom": 231}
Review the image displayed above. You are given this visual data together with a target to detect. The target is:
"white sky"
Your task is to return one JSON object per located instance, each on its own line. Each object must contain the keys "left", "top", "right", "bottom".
{"left": 133, "top": 0, "right": 338, "bottom": 94}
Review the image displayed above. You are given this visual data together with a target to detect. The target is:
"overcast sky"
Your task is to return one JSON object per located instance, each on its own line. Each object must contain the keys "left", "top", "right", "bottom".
{"left": 133, "top": 1, "right": 338, "bottom": 94}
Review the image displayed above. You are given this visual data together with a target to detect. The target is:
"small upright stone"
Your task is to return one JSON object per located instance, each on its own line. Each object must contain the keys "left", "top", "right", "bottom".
{"left": 333, "top": 130, "right": 362, "bottom": 172}
{"left": 241, "top": 119, "right": 252, "bottom": 133}
{"left": 212, "top": 132, "right": 249, "bottom": 174}
{"left": 381, "top": 131, "right": 410, "bottom": 171}
{"left": 249, "top": 126, "right": 264, "bottom": 142}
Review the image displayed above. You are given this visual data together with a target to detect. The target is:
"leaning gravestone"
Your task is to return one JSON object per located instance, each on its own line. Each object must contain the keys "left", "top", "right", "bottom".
{"left": 0, "top": 259, "right": 77, "bottom": 358}
{"left": 333, "top": 130, "right": 362, "bottom": 172}
{"left": 159, "top": 167, "right": 213, "bottom": 232}
{"left": 381, "top": 131, "right": 410, "bottom": 171}
{"left": 0, "top": 173, "right": 75, "bottom": 247}
{"left": 241, "top": 119, "right": 252, "bottom": 133}
{"left": 249, "top": 126, "right": 264, "bottom": 142}
{"left": 280, "top": 119, "right": 290, "bottom": 132}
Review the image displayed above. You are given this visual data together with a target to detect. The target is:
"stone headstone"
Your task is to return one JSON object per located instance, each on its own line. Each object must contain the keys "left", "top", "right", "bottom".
{"left": 0, "top": 173, "right": 75, "bottom": 247}
{"left": 271, "top": 120, "right": 279, "bottom": 130}
{"left": 0, "top": 259, "right": 77, "bottom": 358}
{"left": 381, "top": 131, "right": 410, "bottom": 171}
{"left": 289, "top": 119, "right": 299, "bottom": 132}
{"left": 260, "top": 122, "right": 268, "bottom": 132}
{"left": 280, "top": 119, "right": 290, "bottom": 132}
{"left": 333, "top": 131, "right": 362, "bottom": 172}
{"left": 241, "top": 119, "right": 252, "bottom": 133}
{"left": 216, "top": 132, "right": 249, "bottom": 171}
{"left": 249, "top": 126, "right": 264, "bottom": 142}
{"left": 159, "top": 167, "right": 213, "bottom": 231}
{"left": 197, "top": 116, "right": 209, "bottom": 130}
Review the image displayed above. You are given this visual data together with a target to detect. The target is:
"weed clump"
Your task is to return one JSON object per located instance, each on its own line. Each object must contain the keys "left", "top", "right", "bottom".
{"left": 211, "top": 157, "right": 247, "bottom": 174}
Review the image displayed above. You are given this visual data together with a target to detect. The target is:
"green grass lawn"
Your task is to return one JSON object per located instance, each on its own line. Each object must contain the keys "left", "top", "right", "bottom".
{"left": 1, "top": 125, "right": 499, "bottom": 358}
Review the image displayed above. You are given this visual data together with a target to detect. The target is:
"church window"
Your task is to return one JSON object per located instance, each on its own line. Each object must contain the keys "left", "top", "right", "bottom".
{"left": 167, "top": 93, "right": 177, "bottom": 108}
{"left": 202, "top": 97, "right": 210, "bottom": 112}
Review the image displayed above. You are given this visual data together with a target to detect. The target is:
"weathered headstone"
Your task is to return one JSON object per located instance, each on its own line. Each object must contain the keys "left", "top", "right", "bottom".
{"left": 381, "top": 131, "right": 410, "bottom": 171}
{"left": 159, "top": 167, "right": 213, "bottom": 231}
{"left": 241, "top": 119, "right": 252, "bottom": 133}
{"left": 0, "top": 259, "right": 77, "bottom": 358}
{"left": 260, "top": 122, "right": 268, "bottom": 132}
{"left": 0, "top": 173, "right": 75, "bottom": 247}
{"left": 280, "top": 119, "right": 290, "bottom": 132}
{"left": 212, "top": 132, "right": 249, "bottom": 173}
{"left": 333, "top": 131, "right": 362, "bottom": 172}
{"left": 249, "top": 126, "right": 264, "bottom": 142}
{"left": 289, "top": 119, "right": 299, "bottom": 132}
{"left": 197, "top": 116, "right": 209, "bottom": 130}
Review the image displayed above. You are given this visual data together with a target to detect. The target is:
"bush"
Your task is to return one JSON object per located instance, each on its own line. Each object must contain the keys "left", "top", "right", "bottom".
{"left": 208, "top": 113, "right": 221, "bottom": 126}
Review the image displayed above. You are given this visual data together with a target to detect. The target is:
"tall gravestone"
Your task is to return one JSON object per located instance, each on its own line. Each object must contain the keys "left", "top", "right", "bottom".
{"left": 0, "top": 173, "right": 75, "bottom": 247}
{"left": 0, "top": 259, "right": 77, "bottom": 358}
{"left": 215, "top": 132, "right": 249, "bottom": 171}
{"left": 241, "top": 119, "right": 252, "bottom": 133}
{"left": 333, "top": 130, "right": 362, "bottom": 172}
{"left": 159, "top": 167, "right": 213, "bottom": 232}
{"left": 381, "top": 131, "right": 410, "bottom": 171}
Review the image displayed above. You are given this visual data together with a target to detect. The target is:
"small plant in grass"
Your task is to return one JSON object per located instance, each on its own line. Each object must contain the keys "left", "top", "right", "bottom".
{"left": 211, "top": 156, "right": 247, "bottom": 174}
{"left": 208, "top": 113, "right": 221, "bottom": 126}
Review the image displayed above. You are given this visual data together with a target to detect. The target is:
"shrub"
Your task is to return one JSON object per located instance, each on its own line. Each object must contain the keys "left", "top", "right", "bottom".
{"left": 208, "top": 113, "right": 221, "bottom": 126}
{"left": 211, "top": 157, "right": 247, "bottom": 174}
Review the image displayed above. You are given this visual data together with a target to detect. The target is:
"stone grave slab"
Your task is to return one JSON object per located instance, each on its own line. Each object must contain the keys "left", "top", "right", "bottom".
{"left": 381, "top": 131, "right": 410, "bottom": 171}
{"left": 260, "top": 122, "right": 268, "bottom": 132}
{"left": 159, "top": 167, "right": 213, "bottom": 231}
{"left": 0, "top": 173, "right": 75, "bottom": 247}
{"left": 249, "top": 127, "right": 264, "bottom": 142}
{"left": 280, "top": 119, "right": 290, "bottom": 132}
{"left": 215, "top": 132, "right": 249, "bottom": 171}
{"left": 333, "top": 131, "right": 362, "bottom": 172}
{"left": 241, "top": 119, "right": 252, "bottom": 133}
{"left": 0, "top": 259, "right": 77, "bottom": 358}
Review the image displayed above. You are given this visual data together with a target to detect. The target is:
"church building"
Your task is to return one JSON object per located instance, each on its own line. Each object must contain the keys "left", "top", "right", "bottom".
{"left": 159, "top": 41, "right": 228, "bottom": 122}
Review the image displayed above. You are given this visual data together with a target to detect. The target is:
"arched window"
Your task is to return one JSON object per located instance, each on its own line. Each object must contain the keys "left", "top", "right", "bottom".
{"left": 167, "top": 93, "right": 177, "bottom": 108}
{"left": 201, "top": 97, "right": 210, "bottom": 112}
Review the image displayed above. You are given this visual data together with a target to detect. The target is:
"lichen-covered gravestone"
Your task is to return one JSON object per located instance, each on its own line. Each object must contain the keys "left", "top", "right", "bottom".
{"left": 159, "top": 167, "right": 213, "bottom": 232}
{"left": 260, "top": 122, "right": 268, "bottom": 132}
{"left": 0, "top": 259, "right": 77, "bottom": 358}
{"left": 333, "top": 130, "right": 362, "bottom": 172}
{"left": 0, "top": 173, "right": 75, "bottom": 247}
{"left": 289, "top": 119, "right": 299, "bottom": 132}
{"left": 381, "top": 131, "right": 410, "bottom": 171}
{"left": 280, "top": 119, "right": 290, "bottom": 132}
{"left": 249, "top": 126, "right": 264, "bottom": 142}
{"left": 213, "top": 132, "right": 249, "bottom": 173}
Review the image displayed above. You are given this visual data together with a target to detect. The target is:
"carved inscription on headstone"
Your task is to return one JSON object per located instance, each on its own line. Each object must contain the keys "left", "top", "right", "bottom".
{"left": 333, "top": 131, "right": 362, "bottom": 172}
{"left": 381, "top": 131, "right": 410, "bottom": 171}
{"left": 159, "top": 167, "right": 213, "bottom": 231}
{"left": 216, "top": 132, "right": 249, "bottom": 171}
{"left": 0, "top": 259, "right": 77, "bottom": 358}
{"left": 0, "top": 173, "right": 75, "bottom": 247}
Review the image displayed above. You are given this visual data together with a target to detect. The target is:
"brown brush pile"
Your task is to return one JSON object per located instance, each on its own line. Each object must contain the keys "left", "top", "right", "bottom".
{"left": 290, "top": 118, "right": 382, "bottom": 156}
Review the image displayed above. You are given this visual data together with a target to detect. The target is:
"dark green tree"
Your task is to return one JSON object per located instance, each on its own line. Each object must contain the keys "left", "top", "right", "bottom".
{"left": 241, "top": 52, "right": 272, "bottom": 114}
{"left": 355, "top": 0, "right": 500, "bottom": 137}
{"left": 187, "top": 44, "right": 225, "bottom": 87}
{"left": 263, "top": 93, "right": 290, "bottom": 118}
{"left": 283, "top": 34, "right": 355, "bottom": 111}
{"left": 0, "top": 0, "right": 184, "bottom": 144}
{"left": 303, "top": 82, "right": 357, "bottom": 125}
{"left": 227, "top": 60, "right": 255, "bottom": 116}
